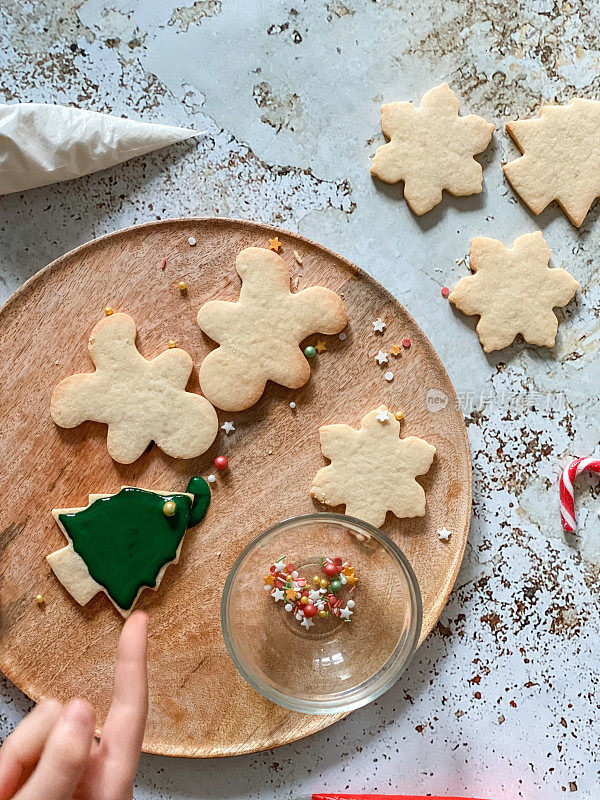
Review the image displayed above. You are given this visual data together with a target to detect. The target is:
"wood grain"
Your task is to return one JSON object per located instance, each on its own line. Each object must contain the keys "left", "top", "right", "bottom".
{"left": 0, "top": 218, "right": 471, "bottom": 757}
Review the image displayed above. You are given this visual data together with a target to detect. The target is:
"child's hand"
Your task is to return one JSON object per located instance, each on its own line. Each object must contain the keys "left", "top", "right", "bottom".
{"left": 0, "top": 610, "right": 148, "bottom": 800}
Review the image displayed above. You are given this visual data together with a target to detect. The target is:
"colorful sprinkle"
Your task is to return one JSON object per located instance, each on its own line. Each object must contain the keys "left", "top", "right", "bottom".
{"left": 161, "top": 258, "right": 167, "bottom": 270}
{"left": 207, "top": 474, "right": 216, "bottom": 483}
{"left": 214, "top": 456, "right": 228, "bottom": 470}
{"left": 188, "top": 237, "right": 196, "bottom": 246}
{"left": 221, "top": 421, "right": 235, "bottom": 434}
{"left": 35, "top": 594, "right": 45, "bottom": 605}
{"left": 402, "top": 338, "right": 411, "bottom": 349}
{"left": 394, "top": 409, "right": 404, "bottom": 421}
{"left": 104, "top": 306, "right": 114, "bottom": 316}
{"left": 178, "top": 280, "right": 187, "bottom": 292}
{"left": 390, "top": 344, "right": 402, "bottom": 356}
{"left": 384, "top": 371, "right": 394, "bottom": 381}
{"left": 269, "top": 237, "right": 282, "bottom": 252}
{"left": 372, "top": 318, "right": 386, "bottom": 333}
{"left": 441, "top": 286, "right": 450, "bottom": 297}
{"left": 315, "top": 340, "right": 327, "bottom": 353}
{"left": 375, "top": 350, "right": 388, "bottom": 364}
{"left": 338, "top": 332, "right": 347, "bottom": 341}
{"left": 289, "top": 401, "right": 297, "bottom": 409}
{"left": 168, "top": 339, "right": 177, "bottom": 348}
{"left": 303, "top": 345, "right": 317, "bottom": 359}
{"left": 263, "top": 556, "right": 358, "bottom": 628}
{"left": 162, "top": 500, "right": 176, "bottom": 517}
{"left": 437, "top": 526, "right": 452, "bottom": 541}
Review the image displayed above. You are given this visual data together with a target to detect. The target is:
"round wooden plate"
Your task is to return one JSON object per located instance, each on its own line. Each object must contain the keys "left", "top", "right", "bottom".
{"left": 0, "top": 218, "right": 471, "bottom": 757}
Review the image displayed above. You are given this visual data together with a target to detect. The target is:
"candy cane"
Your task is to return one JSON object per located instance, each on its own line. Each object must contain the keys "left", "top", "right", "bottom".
{"left": 560, "top": 457, "right": 600, "bottom": 532}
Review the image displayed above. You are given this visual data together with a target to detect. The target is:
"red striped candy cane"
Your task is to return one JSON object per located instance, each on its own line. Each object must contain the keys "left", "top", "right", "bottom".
{"left": 560, "top": 457, "right": 600, "bottom": 532}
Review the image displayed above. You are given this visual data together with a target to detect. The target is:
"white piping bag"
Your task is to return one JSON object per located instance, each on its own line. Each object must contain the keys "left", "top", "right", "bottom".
{"left": 0, "top": 103, "right": 202, "bottom": 195}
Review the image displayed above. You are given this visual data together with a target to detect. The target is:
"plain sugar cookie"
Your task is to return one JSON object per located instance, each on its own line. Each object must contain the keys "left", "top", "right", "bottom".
{"left": 197, "top": 246, "right": 348, "bottom": 411}
{"left": 504, "top": 99, "right": 600, "bottom": 227}
{"left": 449, "top": 232, "right": 579, "bottom": 352}
{"left": 370, "top": 83, "right": 494, "bottom": 215}
{"left": 310, "top": 406, "right": 436, "bottom": 529}
{"left": 50, "top": 313, "right": 218, "bottom": 463}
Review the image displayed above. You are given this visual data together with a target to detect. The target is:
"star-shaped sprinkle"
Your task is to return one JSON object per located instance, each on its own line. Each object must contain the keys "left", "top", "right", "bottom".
{"left": 340, "top": 606, "right": 353, "bottom": 620}
{"left": 315, "top": 340, "right": 327, "bottom": 353}
{"left": 390, "top": 344, "right": 402, "bottom": 356}
{"left": 375, "top": 350, "right": 389, "bottom": 365}
{"left": 371, "top": 83, "right": 493, "bottom": 214}
{"left": 309, "top": 589, "right": 322, "bottom": 602}
{"left": 300, "top": 616, "right": 314, "bottom": 629}
{"left": 263, "top": 574, "right": 275, "bottom": 586}
{"left": 449, "top": 232, "right": 579, "bottom": 352}
{"left": 376, "top": 409, "right": 390, "bottom": 423}
{"left": 269, "top": 237, "right": 282, "bottom": 252}
{"left": 286, "top": 588, "right": 297, "bottom": 601}
{"left": 311, "top": 406, "right": 436, "bottom": 528}
{"left": 197, "top": 248, "right": 347, "bottom": 411}
{"left": 50, "top": 313, "right": 218, "bottom": 464}
{"left": 504, "top": 99, "right": 600, "bottom": 227}
{"left": 272, "top": 587, "right": 285, "bottom": 602}
{"left": 221, "top": 421, "right": 235, "bottom": 434}
{"left": 372, "top": 318, "right": 386, "bottom": 333}
{"left": 437, "top": 526, "right": 452, "bottom": 541}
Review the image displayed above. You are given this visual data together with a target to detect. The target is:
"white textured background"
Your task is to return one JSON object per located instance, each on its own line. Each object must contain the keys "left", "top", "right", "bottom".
{"left": 1, "top": 1, "right": 599, "bottom": 798}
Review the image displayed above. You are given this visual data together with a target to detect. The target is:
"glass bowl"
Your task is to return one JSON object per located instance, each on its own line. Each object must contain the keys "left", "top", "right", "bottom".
{"left": 221, "top": 513, "right": 422, "bottom": 714}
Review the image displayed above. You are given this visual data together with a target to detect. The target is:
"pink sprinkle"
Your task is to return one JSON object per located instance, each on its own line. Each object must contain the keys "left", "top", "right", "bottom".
{"left": 402, "top": 338, "right": 411, "bottom": 349}
{"left": 349, "top": 586, "right": 355, "bottom": 594}
{"left": 161, "top": 258, "right": 167, "bottom": 270}
{"left": 441, "top": 286, "right": 449, "bottom": 297}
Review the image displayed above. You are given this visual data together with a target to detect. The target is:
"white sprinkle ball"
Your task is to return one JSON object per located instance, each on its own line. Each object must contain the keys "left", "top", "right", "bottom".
{"left": 292, "top": 570, "right": 299, "bottom": 578}
{"left": 289, "top": 401, "right": 296, "bottom": 409}
{"left": 347, "top": 599, "right": 355, "bottom": 609}
{"left": 188, "top": 236, "right": 196, "bottom": 246}
{"left": 207, "top": 474, "right": 216, "bottom": 483}
{"left": 285, "top": 603, "right": 293, "bottom": 612}
{"left": 338, "top": 332, "right": 347, "bottom": 341}
{"left": 264, "top": 584, "right": 272, "bottom": 591}
{"left": 384, "top": 371, "right": 394, "bottom": 382}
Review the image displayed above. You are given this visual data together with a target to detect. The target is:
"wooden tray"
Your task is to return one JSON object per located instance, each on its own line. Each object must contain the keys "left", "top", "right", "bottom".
{"left": 0, "top": 218, "right": 471, "bottom": 757}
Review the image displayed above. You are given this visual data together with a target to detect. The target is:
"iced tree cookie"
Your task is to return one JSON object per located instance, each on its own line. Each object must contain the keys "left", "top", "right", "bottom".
{"left": 370, "top": 83, "right": 494, "bottom": 214}
{"left": 51, "top": 313, "right": 218, "bottom": 463}
{"left": 504, "top": 99, "right": 600, "bottom": 227}
{"left": 47, "top": 477, "right": 211, "bottom": 617}
{"left": 310, "top": 406, "right": 436, "bottom": 528}
{"left": 449, "top": 232, "right": 579, "bottom": 353}
{"left": 197, "top": 246, "right": 348, "bottom": 411}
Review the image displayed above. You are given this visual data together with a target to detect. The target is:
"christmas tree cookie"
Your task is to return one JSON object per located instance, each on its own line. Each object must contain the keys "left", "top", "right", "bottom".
{"left": 50, "top": 312, "right": 218, "bottom": 464}
{"left": 47, "top": 477, "right": 210, "bottom": 617}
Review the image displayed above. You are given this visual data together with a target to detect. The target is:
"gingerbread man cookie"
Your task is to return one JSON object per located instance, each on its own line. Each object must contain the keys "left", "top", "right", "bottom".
{"left": 370, "top": 83, "right": 494, "bottom": 214}
{"left": 504, "top": 99, "right": 600, "bottom": 227}
{"left": 310, "top": 406, "right": 436, "bottom": 528}
{"left": 449, "top": 232, "right": 579, "bottom": 353}
{"left": 51, "top": 313, "right": 218, "bottom": 463}
{"left": 197, "top": 247, "right": 348, "bottom": 411}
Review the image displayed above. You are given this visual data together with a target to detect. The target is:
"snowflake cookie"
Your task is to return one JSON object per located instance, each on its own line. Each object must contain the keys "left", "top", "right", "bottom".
{"left": 50, "top": 313, "right": 218, "bottom": 463}
{"left": 370, "top": 83, "right": 494, "bottom": 215}
{"left": 504, "top": 99, "right": 600, "bottom": 227}
{"left": 197, "top": 246, "right": 348, "bottom": 411}
{"left": 48, "top": 477, "right": 210, "bottom": 616}
{"left": 449, "top": 232, "right": 579, "bottom": 353}
{"left": 310, "top": 406, "right": 436, "bottom": 528}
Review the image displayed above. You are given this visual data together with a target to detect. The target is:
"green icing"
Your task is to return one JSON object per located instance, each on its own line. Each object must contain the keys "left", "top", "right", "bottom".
{"left": 59, "top": 478, "right": 211, "bottom": 611}
{"left": 186, "top": 477, "right": 211, "bottom": 527}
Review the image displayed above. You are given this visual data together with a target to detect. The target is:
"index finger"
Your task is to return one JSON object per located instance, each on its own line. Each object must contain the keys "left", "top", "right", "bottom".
{"left": 100, "top": 611, "right": 148, "bottom": 777}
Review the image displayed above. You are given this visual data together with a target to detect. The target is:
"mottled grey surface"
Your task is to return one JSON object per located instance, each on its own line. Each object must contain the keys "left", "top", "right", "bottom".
{"left": 1, "top": 0, "right": 599, "bottom": 798}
